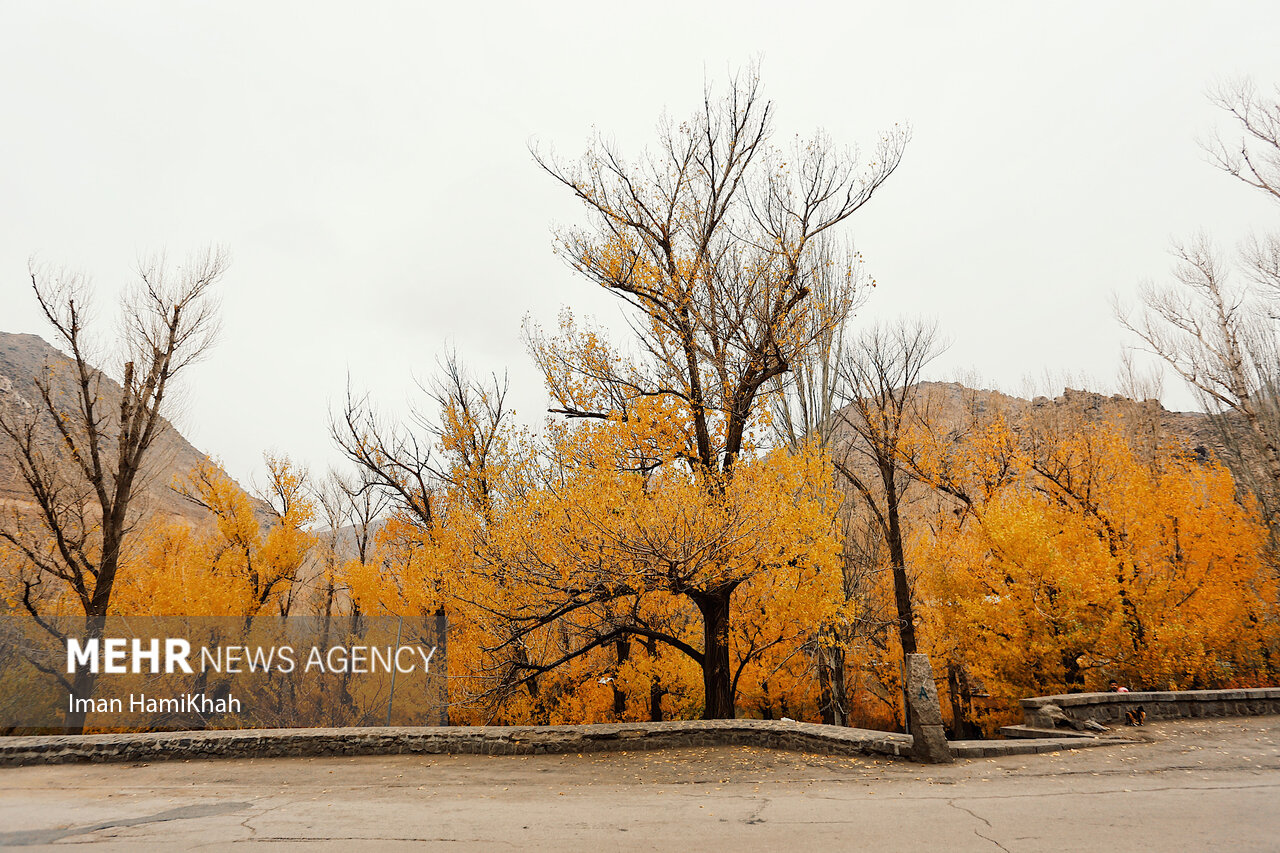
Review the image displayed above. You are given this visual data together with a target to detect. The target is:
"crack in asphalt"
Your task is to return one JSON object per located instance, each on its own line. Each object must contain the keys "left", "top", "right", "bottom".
{"left": 948, "top": 800, "right": 993, "bottom": 829}
{"left": 948, "top": 800, "right": 1013, "bottom": 853}
{"left": 0, "top": 802, "right": 252, "bottom": 847}
{"left": 228, "top": 837, "right": 520, "bottom": 845}
{"left": 235, "top": 797, "right": 285, "bottom": 842}
{"left": 797, "top": 780, "right": 1279, "bottom": 804}
{"left": 742, "top": 795, "right": 770, "bottom": 825}
{"left": 947, "top": 781, "right": 1280, "bottom": 800}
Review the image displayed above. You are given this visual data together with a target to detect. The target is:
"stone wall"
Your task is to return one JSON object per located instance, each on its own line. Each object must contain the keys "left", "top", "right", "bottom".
{"left": 1021, "top": 687, "right": 1280, "bottom": 729}
{"left": 20, "top": 692, "right": 1238, "bottom": 767}
{"left": 0, "top": 719, "right": 914, "bottom": 767}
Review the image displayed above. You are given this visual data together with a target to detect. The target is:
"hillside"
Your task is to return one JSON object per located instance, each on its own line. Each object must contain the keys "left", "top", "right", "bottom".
{"left": 824, "top": 380, "right": 1251, "bottom": 517}
{"left": 1, "top": 328, "right": 1242, "bottom": 532}
{"left": 914, "top": 381, "right": 1222, "bottom": 454}
{"left": 0, "top": 331, "right": 218, "bottom": 522}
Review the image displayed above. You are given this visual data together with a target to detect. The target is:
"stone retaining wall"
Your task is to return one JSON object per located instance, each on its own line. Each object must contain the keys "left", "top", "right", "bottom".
{"left": 0, "top": 720, "right": 915, "bottom": 767}
{"left": 1021, "top": 687, "right": 1280, "bottom": 729}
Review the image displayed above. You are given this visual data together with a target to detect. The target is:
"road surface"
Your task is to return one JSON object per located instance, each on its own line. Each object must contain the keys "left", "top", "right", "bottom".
{"left": 0, "top": 716, "right": 1276, "bottom": 850}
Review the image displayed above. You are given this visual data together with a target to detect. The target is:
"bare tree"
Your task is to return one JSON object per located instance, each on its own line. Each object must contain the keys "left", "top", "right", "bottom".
{"left": 308, "top": 468, "right": 391, "bottom": 721}
{"left": 771, "top": 236, "right": 869, "bottom": 450}
{"left": 831, "top": 319, "right": 944, "bottom": 661}
{"left": 314, "top": 467, "right": 391, "bottom": 638}
{"left": 0, "top": 249, "right": 225, "bottom": 733}
{"left": 332, "top": 350, "right": 512, "bottom": 529}
{"left": 1120, "top": 79, "right": 1280, "bottom": 534}
{"left": 332, "top": 351, "right": 512, "bottom": 725}
{"left": 332, "top": 388, "right": 439, "bottom": 530}
{"left": 1205, "top": 78, "right": 1280, "bottom": 208}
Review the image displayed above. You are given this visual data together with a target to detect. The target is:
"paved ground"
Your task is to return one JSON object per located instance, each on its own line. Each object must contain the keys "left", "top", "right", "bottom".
{"left": 0, "top": 716, "right": 1276, "bottom": 851}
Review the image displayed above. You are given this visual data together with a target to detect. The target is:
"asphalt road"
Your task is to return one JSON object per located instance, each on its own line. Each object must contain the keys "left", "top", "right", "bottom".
{"left": 0, "top": 716, "right": 1276, "bottom": 851}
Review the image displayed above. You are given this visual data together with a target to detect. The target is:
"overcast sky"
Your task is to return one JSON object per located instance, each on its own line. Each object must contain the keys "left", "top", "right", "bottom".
{"left": 3, "top": 2, "right": 1279, "bottom": 487}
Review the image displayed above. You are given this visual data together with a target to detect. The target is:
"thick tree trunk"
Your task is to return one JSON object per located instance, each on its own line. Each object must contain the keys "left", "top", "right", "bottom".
{"left": 881, "top": 462, "right": 919, "bottom": 733}
{"left": 64, "top": 601, "right": 113, "bottom": 735}
{"left": 649, "top": 685, "right": 665, "bottom": 721}
{"left": 64, "top": 668, "right": 97, "bottom": 735}
{"left": 690, "top": 587, "right": 735, "bottom": 719}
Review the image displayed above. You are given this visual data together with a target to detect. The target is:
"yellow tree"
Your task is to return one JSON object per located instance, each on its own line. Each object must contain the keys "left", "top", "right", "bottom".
{"left": 333, "top": 351, "right": 526, "bottom": 724}
{"left": 528, "top": 71, "right": 906, "bottom": 717}
{"left": 174, "top": 455, "right": 315, "bottom": 634}
{"left": 74, "top": 455, "right": 319, "bottom": 730}
{"left": 915, "top": 417, "right": 1277, "bottom": 724}
{"left": 462, "top": 400, "right": 844, "bottom": 721}
{"left": 1024, "top": 422, "right": 1276, "bottom": 689}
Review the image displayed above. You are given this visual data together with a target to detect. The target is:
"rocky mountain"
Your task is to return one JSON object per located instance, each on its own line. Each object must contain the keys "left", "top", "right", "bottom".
{"left": 2, "top": 326, "right": 1246, "bottom": 533}
{"left": 823, "top": 379, "right": 1253, "bottom": 514}
{"left": 912, "top": 381, "right": 1223, "bottom": 455}
{"left": 0, "top": 331, "right": 216, "bottom": 522}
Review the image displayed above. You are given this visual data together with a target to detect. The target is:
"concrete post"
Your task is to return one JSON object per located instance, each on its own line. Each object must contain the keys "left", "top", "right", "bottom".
{"left": 905, "top": 653, "right": 953, "bottom": 764}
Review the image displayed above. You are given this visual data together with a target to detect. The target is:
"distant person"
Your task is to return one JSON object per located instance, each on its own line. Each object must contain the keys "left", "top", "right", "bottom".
{"left": 1109, "top": 680, "right": 1130, "bottom": 693}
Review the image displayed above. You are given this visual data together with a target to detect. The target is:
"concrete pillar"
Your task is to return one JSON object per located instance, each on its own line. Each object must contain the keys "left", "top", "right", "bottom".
{"left": 905, "top": 653, "right": 953, "bottom": 764}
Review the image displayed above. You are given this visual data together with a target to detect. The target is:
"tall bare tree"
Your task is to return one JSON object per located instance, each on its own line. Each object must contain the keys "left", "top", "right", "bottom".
{"left": 332, "top": 351, "right": 511, "bottom": 725}
{"left": 0, "top": 249, "right": 224, "bottom": 733}
{"left": 830, "top": 319, "right": 944, "bottom": 661}
{"left": 314, "top": 468, "right": 391, "bottom": 645}
{"left": 1120, "top": 79, "right": 1280, "bottom": 534}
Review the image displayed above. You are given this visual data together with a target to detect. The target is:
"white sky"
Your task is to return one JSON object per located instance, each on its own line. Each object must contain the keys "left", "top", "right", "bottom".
{"left": 2, "top": 2, "right": 1279, "bottom": 486}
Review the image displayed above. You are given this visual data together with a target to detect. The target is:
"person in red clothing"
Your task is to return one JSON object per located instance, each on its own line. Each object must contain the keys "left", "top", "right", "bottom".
{"left": 1109, "top": 681, "right": 1146, "bottom": 725}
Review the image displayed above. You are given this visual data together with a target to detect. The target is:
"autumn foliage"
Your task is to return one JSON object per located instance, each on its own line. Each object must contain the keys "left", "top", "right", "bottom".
{"left": 3, "top": 76, "right": 1278, "bottom": 737}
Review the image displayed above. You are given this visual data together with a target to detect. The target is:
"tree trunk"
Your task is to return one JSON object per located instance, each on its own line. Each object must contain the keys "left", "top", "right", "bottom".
{"left": 64, "top": 668, "right": 97, "bottom": 735}
{"left": 881, "top": 462, "right": 918, "bottom": 734}
{"left": 317, "top": 572, "right": 336, "bottom": 719}
{"left": 649, "top": 686, "right": 665, "bottom": 721}
{"left": 690, "top": 587, "right": 735, "bottom": 719}
{"left": 883, "top": 465, "right": 917, "bottom": 656}
{"left": 644, "top": 638, "right": 665, "bottom": 721}
{"left": 320, "top": 572, "right": 335, "bottom": 650}
{"left": 759, "top": 680, "right": 774, "bottom": 719}
{"left": 64, "top": 601, "right": 113, "bottom": 735}
{"left": 818, "top": 662, "right": 834, "bottom": 725}
{"left": 818, "top": 644, "right": 848, "bottom": 726}
{"left": 947, "top": 660, "right": 979, "bottom": 739}
{"left": 434, "top": 607, "right": 449, "bottom": 726}
{"left": 1062, "top": 648, "right": 1085, "bottom": 692}
{"left": 613, "top": 638, "right": 630, "bottom": 719}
